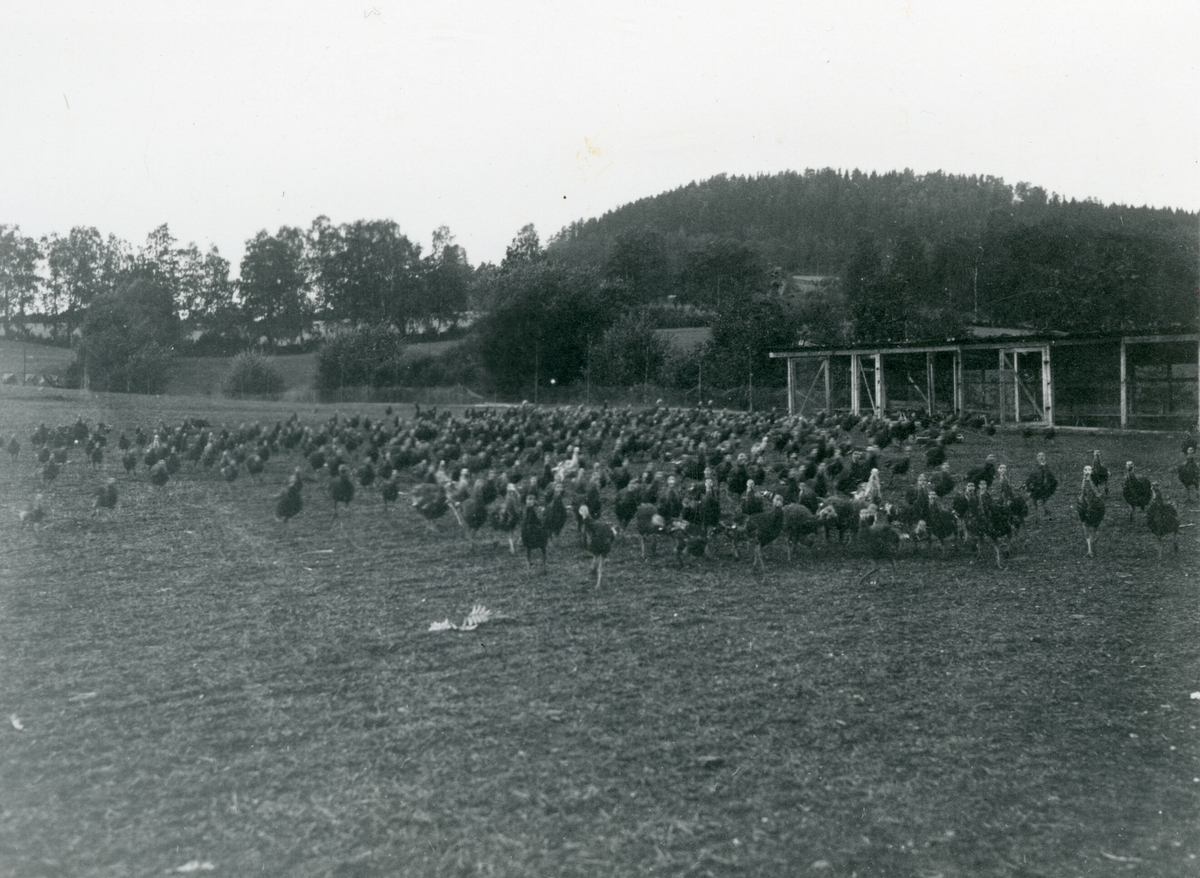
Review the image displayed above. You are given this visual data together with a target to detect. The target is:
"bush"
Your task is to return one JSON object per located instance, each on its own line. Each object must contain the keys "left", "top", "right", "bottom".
{"left": 588, "top": 311, "right": 668, "bottom": 386}
{"left": 221, "top": 352, "right": 285, "bottom": 398}
{"left": 315, "top": 324, "right": 405, "bottom": 393}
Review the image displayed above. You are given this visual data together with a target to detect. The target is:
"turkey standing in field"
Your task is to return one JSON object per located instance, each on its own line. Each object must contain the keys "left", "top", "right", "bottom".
{"left": 1179, "top": 446, "right": 1199, "bottom": 502}
{"left": 923, "top": 489, "right": 959, "bottom": 554}
{"left": 520, "top": 494, "right": 548, "bottom": 571}
{"left": 740, "top": 480, "right": 765, "bottom": 516}
{"left": 857, "top": 503, "right": 907, "bottom": 581}
{"left": 632, "top": 502, "right": 669, "bottom": 558}
{"left": 1077, "top": 465, "right": 1106, "bottom": 557}
{"left": 745, "top": 494, "right": 785, "bottom": 572}
{"left": 542, "top": 482, "right": 568, "bottom": 544}
{"left": 92, "top": 479, "right": 118, "bottom": 517}
{"left": 695, "top": 477, "right": 723, "bottom": 537}
{"left": 782, "top": 501, "right": 820, "bottom": 561}
{"left": 613, "top": 485, "right": 640, "bottom": 533}
{"left": 275, "top": 469, "right": 305, "bottom": 522}
{"left": 974, "top": 481, "right": 1013, "bottom": 568}
{"left": 994, "top": 465, "right": 1028, "bottom": 539}
{"left": 149, "top": 459, "right": 170, "bottom": 488}
{"left": 488, "top": 483, "right": 523, "bottom": 553}
{"left": 122, "top": 449, "right": 138, "bottom": 475}
{"left": 7, "top": 434, "right": 19, "bottom": 462}
{"left": 964, "top": 454, "right": 998, "bottom": 491}
{"left": 669, "top": 518, "right": 709, "bottom": 566}
{"left": 576, "top": 504, "right": 616, "bottom": 588}
{"left": 379, "top": 470, "right": 401, "bottom": 510}
{"left": 329, "top": 464, "right": 355, "bottom": 516}
{"left": 1025, "top": 452, "right": 1057, "bottom": 517}
{"left": 411, "top": 482, "right": 451, "bottom": 532}
{"left": 656, "top": 475, "right": 684, "bottom": 521}
{"left": 929, "top": 463, "right": 956, "bottom": 498}
{"left": 1145, "top": 483, "right": 1179, "bottom": 561}
{"left": 1121, "top": 461, "right": 1152, "bottom": 521}
{"left": 459, "top": 483, "right": 490, "bottom": 542}
{"left": 1088, "top": 450, "right": 1109, "bottom": 496}
{"left": 245, "top": 453, "right": 265, "bottom": 481}
{"left": 219, "top": 452, "right": 239, "bottom": 485}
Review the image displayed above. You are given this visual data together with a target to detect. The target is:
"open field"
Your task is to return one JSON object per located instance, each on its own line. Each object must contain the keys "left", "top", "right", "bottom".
{"left": 0, "top": 338, "right": 469, "bottom": 399}
{"left": 657, "top": 326, "right": 713, "bottom": 352}
{"left": 0, "top": 340, "right": 72, "bottom": 381}
{"left": 0, "top": 387, "right": 1198, "bottom": 877}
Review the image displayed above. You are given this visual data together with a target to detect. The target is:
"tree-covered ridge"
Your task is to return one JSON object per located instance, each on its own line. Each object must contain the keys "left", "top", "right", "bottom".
{"left": 548, "top": 168, "right": 1198, "bottom": 337}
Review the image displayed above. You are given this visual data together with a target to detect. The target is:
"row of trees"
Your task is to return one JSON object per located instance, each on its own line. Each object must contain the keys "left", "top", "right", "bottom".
{"left": 467, "top": 225, "right": 800, "bottom": 397}
{"left": 3, "top": 168, "right": 1195, "bottom": 396}
{"left": 0, "top": 218, "right": 472, "bottom": 351}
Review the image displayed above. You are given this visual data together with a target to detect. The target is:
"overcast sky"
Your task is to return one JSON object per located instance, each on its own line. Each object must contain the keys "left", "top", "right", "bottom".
{"left": 2, "top": 1, "right": 1196, "bottom": 271}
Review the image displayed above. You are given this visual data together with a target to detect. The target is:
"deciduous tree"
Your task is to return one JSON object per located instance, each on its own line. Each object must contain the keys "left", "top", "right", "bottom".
{"left": 42, "top": 227, "right": 130, "bottom": 336}
{"left": 0, "top": 225, "right": 41, "bottom": 328}
{"left": 74, "top": 277, "right": 179, "bottom": 393}
{"left": 476, "top": 262, "right": 615, "bottom": 395}
{"left": 238, "top": 227, "right": 312, "bottom": 349}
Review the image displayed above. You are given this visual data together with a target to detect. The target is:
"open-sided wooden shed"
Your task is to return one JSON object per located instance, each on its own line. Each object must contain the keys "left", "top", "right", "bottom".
{"left": 770, "top": 333, "right": 1199, "bottom": 430}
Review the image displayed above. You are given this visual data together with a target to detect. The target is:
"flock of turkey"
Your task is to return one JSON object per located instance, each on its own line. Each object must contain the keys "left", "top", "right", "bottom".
{"left": 6, "top": 403, "right": 1197, "bottom": 584}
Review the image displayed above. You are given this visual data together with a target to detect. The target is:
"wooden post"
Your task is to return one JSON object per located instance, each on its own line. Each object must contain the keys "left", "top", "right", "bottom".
{"left": 926, "top": 352, "right": 935, "bottom": 415}
{"left": 786, "top": 357, "right": 795, "bottom": 416}
{"left": 953, "top": 348, "right": 963, "bottom": 414}
{"left": 1042, "top": 346, "right": 1054, "bottom": 427}
{"left": 997, "top": 350, "right": 1006, "bottom": 425}
{"left": 824, "top": 357, "right": 832, "bottom": 416}
{"left": 1119, "top": 338, "right": 1128, "bottom": 429}
{"left": 850, "top": 353, "right": 861, "bottom": 415}
{"left": 1013, "top": 352, "right": 1022, "bottom": 423}
{"left": 874, "top": 353, "right": 884, "bottom": 416}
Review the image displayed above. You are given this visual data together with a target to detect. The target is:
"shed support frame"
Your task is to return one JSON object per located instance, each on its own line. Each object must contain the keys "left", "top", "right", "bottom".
{"left": 772, "top": 334, "right": 1193, "bottom": 429}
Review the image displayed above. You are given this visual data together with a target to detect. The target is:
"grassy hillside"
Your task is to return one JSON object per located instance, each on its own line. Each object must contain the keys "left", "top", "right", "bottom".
{"left": 657, "top": 326, "right": 712, "bottom": 351}
{"left": 0, "top": 337, "right": 469, "bottom": 397}
{"left": 169, "top": 338, "right": 469, "bottom": 397}
{"left": 0, "top": 339, "right": 73, "bottom": 380}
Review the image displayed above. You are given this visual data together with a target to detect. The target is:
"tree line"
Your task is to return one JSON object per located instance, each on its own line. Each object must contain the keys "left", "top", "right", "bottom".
{"left": 0, "top": 218, "right": 471, "bottom": 350}
{"left": 1, "top": 168, "right": 1195, "bottom": 397}
{"left": 548, "top": 168, "right": 1199, "bottom": 339}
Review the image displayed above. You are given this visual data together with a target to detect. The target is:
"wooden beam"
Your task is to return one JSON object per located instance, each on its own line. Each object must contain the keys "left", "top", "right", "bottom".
{"left": 1014, "top": 352, "right": 1023, "bottom": 423}
{"left": 849, "top": 353, "right": 861, "bottom": 415}
{"left": 998, "top": 349, "right": 1006, "bottom": 424}
{"left": 824, "top": 357, "right": 832, "bottom": 415}
{"left": 1042, "top": 346, "right": 1054, "bottom": 427}
{"left": 874, "top": 353, "right": 884, "bottom": 416}
{"left": 953, "top": 348, "right": 963, "bottom": 414}
{"left": 1119, "top": 338, "right": 1128, "bottom": 429}
{"left": 786, "top": 356, "right": 795, "bottom": 416}
{"left": 926, "top": 352, "right": 935, "bottom": 415}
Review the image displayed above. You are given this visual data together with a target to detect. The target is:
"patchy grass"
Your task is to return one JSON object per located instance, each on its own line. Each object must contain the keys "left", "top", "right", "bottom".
{"left": 0, "top": 339, "right": 73, "bottom": 380}
{"left": 168, "top": 353, "right": 319, "bottom": 398}
{"left": 0, "top": 391, "right": 1197, "bottom": 877}
{"left": 169, "top": 339, "right": 466, "bottom": 397}
{"left": 657, "top": 326, "right": 712, "bottom": 352}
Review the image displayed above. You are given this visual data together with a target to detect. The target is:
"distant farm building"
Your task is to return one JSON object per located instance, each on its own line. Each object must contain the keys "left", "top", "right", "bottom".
{"left": 771, "top": 332, "right": 1200, "bottom": 430}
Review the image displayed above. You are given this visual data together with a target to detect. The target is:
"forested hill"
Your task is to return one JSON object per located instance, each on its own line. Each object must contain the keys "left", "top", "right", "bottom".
{"left": 546, "top": 168, "right": 1198, "bottom": 336}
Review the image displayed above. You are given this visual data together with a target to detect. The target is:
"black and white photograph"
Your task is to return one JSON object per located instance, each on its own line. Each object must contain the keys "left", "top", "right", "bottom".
{"left": 1, "top": 1, "right": 1197, "bottom": 875}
